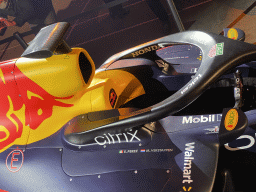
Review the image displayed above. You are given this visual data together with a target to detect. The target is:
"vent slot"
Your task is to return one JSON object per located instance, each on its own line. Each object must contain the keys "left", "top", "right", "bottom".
{"left": 79, "top": 52, "right": 92, "bottom": 84}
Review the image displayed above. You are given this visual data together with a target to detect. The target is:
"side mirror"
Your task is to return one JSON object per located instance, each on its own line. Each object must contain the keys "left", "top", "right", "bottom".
{"left": 21, "top": 22, "right": 71, "bottom": 58}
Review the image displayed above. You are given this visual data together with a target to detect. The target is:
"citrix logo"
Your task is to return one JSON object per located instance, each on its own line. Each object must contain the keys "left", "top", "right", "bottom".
{"left": 94, "top": 130, "right": 141, "bottom": 145}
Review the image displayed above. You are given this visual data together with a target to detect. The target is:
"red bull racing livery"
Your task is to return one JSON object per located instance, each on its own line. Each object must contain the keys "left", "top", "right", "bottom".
{"left": 1, "top": 22, "right": 256, "bottom": 192}
{"left": 0, "top": 59, "right": 73, "bottom": 152}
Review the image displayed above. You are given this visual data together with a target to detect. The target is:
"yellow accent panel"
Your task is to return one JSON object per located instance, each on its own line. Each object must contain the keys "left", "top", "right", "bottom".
{"left": 16, "top": 48, "right": 95, "bottom": 97}
{"left": 0, "top": 50, "right": 97, "bottom": 151}
{"left": 6, "top": 63, "right": 144, "bottom": 148}
{"left": 89, "top": 69, "right": 145, "bottom": 110}
{"left": 104, "top": 70, "right": 145, "bottom": 108}
{"left": 90, "top": 79, "right": 113, "bottom": 111}
{"left": 25, "top": 72, "right": 107, "bottom": 144}
{"left": 90, "top": 70, "right": 107, "bottom": 86}
{"left": 0, "top": 125, "right": 10, "bottom": 143}
{"left": 27, "top": 90, "right": 44, "bottom": 100}
{"left": 0, "top": 68, "right": 5, "bottom": 84}
{"left": 26, "top": 90, "right": 92, "bottom": 144}
{"left": 38, "top": 108, "right": 43, "bottom": 115}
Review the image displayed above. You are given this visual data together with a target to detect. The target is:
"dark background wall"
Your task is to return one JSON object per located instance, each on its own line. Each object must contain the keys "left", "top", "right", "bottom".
{"left": 0, "top": 0, "right": 256, "bottom": 68}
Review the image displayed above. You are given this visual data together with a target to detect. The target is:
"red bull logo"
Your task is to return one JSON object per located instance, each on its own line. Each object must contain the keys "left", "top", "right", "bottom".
{"left": 0, "top": 60, "right": 73, "bottom": 151}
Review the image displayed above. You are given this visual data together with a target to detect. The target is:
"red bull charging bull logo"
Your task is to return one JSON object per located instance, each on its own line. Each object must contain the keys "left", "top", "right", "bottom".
{"left": 0, "top": 60, "right": 73, "bottom": 152}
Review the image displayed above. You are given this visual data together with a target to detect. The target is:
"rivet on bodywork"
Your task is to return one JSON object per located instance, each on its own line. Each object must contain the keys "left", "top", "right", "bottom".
{"left": 134, "top": 170, "right": 137, "bottom": 174}
{"left": 98, "top": 175, "right": 101, "bottom": 178}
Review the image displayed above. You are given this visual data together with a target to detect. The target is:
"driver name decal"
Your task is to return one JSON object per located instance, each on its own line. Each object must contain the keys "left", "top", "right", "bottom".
{"left": 208, "top": 42, "right": 224, "bottom": 58}
{"left": 119, "top": 148, "right": 173, "bottom": 154}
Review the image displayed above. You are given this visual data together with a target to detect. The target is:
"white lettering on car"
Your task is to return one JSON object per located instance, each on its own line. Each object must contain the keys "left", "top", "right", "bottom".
{"left": 181, "top": 74, "right": 202, "bottom": 95}
{"left": 183, "top": 142, "right": 195, "bottom": 184}
{"left": 94, "top": 130, "right": 141, "bottom": 145}
{"left": 182, "top": 114, "right": 222, "bottom": 124}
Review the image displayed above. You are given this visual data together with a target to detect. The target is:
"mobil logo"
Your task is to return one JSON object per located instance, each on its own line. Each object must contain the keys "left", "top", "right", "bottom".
{"left": 182, "top": 114, "right": 222, "bottom": 124}
{"left": 0, "top": 60, "right": 73, "bottom": 152}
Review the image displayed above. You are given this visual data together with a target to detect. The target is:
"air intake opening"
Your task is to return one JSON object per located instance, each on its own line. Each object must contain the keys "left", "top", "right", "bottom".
{"left": 79, "top": 52, "right": 92, "bottom": 84}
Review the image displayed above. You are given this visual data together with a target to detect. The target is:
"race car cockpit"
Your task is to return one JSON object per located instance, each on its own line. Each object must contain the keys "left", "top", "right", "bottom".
{"left": 2, "top": 21, "right": 256, "bottom": 192}
{"left": 61, "top": 24, "right": 256, "bottom": 151}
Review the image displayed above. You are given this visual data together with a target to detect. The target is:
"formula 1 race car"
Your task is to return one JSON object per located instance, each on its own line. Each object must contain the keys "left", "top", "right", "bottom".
{"left": 0, "top": 22, "right": 256, "bottom": 192}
